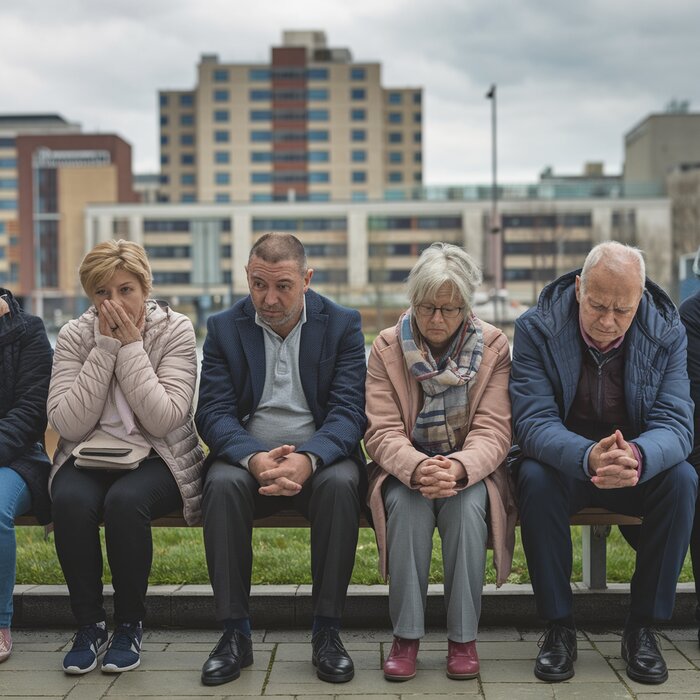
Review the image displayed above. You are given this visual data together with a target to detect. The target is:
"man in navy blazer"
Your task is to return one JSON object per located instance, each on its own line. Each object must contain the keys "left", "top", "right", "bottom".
{"left": 196, "top": 233, "right": 366, "bottom": 687}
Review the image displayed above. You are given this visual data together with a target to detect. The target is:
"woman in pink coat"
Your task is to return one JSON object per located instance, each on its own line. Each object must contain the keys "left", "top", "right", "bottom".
{"left": 365, "top": 243, "right": 515, "bottom": 682}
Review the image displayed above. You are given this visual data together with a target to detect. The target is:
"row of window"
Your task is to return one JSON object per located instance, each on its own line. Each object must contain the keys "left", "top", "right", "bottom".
{"left": 0, "top": 200, "right": 17, "bottom": 210}
{"left": 0, "top": 138, "right": 16, "bottom": 147}
{"left": 501, "top": 213, "right": 593, "bottom": 228}
{"left": 162, "top": 149, "right": 420, "bottom": 168}
{"left": 368, "top": 216, "right": 463, "bottom": 231}
{"left": 143, "top": 218, "right": 231, "bottom": 233}
{"left": 160, "top": 88, "right": 422, "bottom": 108}
{"left": 161, "top": 130, "right": 421, "bottom": 147}
{"left": 0, "top": 179, "right": 17, "bottom": 189}
{"left": 0, "top": 159, "right": 17, "bottom": 169}
{"left": 504, "top": 240, "right": 593, "bottom": 255}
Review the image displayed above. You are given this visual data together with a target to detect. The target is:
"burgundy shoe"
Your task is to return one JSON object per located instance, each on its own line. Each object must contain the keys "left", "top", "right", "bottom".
{"left": 383, "top": 636, "right": 419, "bottom": 681}
{"left": 446, "top": 639, "right": 479, "bottom": 679}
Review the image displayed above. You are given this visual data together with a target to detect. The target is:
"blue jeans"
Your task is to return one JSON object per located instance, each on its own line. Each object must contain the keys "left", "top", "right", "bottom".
{"left": 0, "top": 467, "right": 32, "bottom": 627}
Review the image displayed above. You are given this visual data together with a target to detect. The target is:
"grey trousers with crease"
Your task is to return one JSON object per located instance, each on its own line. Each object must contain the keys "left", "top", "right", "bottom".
{"left": 384, "top": 476, "right": 488, "bottom": 642}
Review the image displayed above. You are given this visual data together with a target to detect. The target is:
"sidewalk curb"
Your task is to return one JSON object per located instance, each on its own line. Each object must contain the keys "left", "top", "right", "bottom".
{"left": 13, "top": 582, "right": 697, "bottom": 629}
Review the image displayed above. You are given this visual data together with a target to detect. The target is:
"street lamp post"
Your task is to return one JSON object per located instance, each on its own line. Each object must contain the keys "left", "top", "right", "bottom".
{"left": 485, "top": 84, "right": 503, "bottom": 322}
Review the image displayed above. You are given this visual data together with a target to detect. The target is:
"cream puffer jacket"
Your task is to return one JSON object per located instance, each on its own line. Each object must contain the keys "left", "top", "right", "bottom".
{"left": 47, "top": 300, "right": 204, "bottom": 524}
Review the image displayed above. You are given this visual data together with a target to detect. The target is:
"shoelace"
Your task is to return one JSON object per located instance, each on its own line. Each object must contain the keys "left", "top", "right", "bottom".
{"left": 537, "top": 626, "right": 575, "bottom": 654}
{"left": 634, "top": 628, "right": 662, "bottom": 653}
{"left": 71, "top": 625, "right": 102, "bottom": 650}
{"left": 315, "top": 628, "right": 346, "bottom": 655}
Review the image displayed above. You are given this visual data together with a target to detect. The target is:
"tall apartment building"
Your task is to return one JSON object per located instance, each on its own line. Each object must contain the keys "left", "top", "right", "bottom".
{"left": 158, "top": 30, "right": 423, "bottom": 204}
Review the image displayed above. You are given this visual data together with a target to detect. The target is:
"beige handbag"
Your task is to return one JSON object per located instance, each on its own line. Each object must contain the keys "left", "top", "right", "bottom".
{"left": 72, "top": 429, "right": 151, "bottom": 471}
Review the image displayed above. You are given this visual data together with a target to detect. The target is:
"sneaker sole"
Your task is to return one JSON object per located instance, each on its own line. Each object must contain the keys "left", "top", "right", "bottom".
{"left": 102, "top": 658, "right": 141, "bottom": 673}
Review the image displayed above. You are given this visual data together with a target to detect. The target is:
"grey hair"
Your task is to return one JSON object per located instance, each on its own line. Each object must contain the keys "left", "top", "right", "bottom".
{"left": 407, "top": 242, "right": 482, "bottom": 313}
{"left": 580, "top": 241, "right": 645, "bottom": 293}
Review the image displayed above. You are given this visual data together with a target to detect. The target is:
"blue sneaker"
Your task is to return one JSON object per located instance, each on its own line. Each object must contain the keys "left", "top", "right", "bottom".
{"left": 63, "top": 623, "right": 109, "bottom": 674}
{"left": 101, "top": 622, "right": 143, "bottom": 673}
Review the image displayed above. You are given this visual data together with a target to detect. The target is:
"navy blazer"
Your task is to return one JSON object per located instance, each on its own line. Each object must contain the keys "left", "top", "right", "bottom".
{"left": 196, "top": 288, "right": 367, "bottom": 470}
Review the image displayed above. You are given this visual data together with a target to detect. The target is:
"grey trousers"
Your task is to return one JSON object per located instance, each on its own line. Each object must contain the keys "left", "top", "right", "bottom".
{"left": 384, "top": 476, "right": 488, "bottom": 642}
{"left": 202, "top": 458, "right": 362, "bottom": 622}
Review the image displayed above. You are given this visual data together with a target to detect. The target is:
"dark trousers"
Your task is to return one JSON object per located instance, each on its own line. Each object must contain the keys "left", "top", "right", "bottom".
{"left": 51, "top": 457, "right": 182, "bottom": 626}
{"left": 516, "top": 458, "right": 697, "bottom": 622}
{"left": 202, "top": 458, "right": 363, "bottom": 622}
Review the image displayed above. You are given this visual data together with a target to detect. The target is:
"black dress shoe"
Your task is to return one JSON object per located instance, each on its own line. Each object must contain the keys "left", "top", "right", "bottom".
{"left": 311, "top": 627, "right": 354, "bottom": 683}
{"left": 621, "top": 627, "right": 668, "bottom": 684}
{"left": 201, "top": 629, "right": 253, "bottom": 686}
{"left": 534, "top": 624, "right": 577, "bottom": 681}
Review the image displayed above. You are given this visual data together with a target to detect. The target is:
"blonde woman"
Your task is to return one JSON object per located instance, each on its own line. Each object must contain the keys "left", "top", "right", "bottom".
{"left": 48, "top": 240, "right": 203, "bottom": 675}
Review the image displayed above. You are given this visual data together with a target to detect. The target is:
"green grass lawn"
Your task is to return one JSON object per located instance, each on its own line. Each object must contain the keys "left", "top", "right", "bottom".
{"left": 15, "top": 526, "right": 695, "bottom": 586}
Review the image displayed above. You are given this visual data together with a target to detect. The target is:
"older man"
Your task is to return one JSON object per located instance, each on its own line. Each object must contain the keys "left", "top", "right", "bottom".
{"left": 196, "top": 233, "right": 366, "bottom": 686}
{"left": 510, "top": 241, "right": 697, "bottom": 685}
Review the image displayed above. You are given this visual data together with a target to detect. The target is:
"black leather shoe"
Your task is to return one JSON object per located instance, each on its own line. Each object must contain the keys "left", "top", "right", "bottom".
{"left": 534, "top": 624, "right": 577, "bottom": 681}
{"left": 201, "top": 629, "right": 253, "bottom": 686}
{"left": 311, "top": 627, "right": 354, "bottom": 683}
{"left": 621, "top": 627, "right": 668, "bottom": 685}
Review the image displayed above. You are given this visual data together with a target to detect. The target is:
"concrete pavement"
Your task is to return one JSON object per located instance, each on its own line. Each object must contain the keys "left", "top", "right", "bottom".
{"left": 2, "top": 625, "right": 700, "bottom": 699}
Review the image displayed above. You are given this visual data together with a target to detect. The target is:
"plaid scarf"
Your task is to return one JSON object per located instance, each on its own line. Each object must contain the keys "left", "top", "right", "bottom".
{"left": 399, "top": 311, "right": 484, "bottom": 456}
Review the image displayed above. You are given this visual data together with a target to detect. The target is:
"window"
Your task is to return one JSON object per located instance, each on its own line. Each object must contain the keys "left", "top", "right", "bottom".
{"left": 145, "top": 245, "right": 191, "bottom": 258}
{"left": 0, "top": 137, "right": 15, "bottom": 148}
{"left": 388, "top": 112, "right": 402, "bottom": 124}
{"left": 308, "top": 192, "right": 330, "bottom": 202}
{"left": 215, "top": 172, "right": 230, "bottom": 185}
{"left": 308, "top": 172, "right": 330, "bottom": 183}
{"left": 159, "top": 94, "right": 168, "bottom": 107}
{"left": 307, "top": 67, "right": 329, "bottom": 80}
{"left": 388, "top": 92, "right": 402, "bottom": 104}
{"left": 180, "top": 134, "right": 194, "bottom": 146}
{"left": 250, "top": 89, "right": 272, "bottom": 100}
{"left": 413, "top": 92, "right": 422, "bottom": 105}
{"left": 388, "top": 152, "right": 403, "bottom": 164}
{"left": 180, "top": 114, "right": 194, "bottom": 126}
{"left": 0, "top": 179, "right": 17, "bottom": 189}
{"left": 153, "top": 271, "right": 191, "bottom": 284}
{"left": 251, "top": 131, "right": 271, "bottom": 142}
{"left": 251, "top": 193, "right": 273, "bottom": 202}
{"left": 215, "top": 151, "right": 230, "bottom": 164}
{"left": 351, "top": 129, "right": 366, "bottom": 142}
{"left": 144, "top": 219, "right": 190, "bottom": 233}
{"left": 351, "top": 109, "right": 366, "bottom": 121}
{"left": 213, "top": 69, "right": 229, "bottom": 82}
{"left": 180, "top": 193, "right": 196, "bottom": 203}
{"left": 308, "top": 151, "right": 329, "bottom": 162}
{"left": 388, "top": 172, "right": 403, "bottom": 183}
{"left": 213, "top": 89, "right": 229, "bottom": 102}
{"left": 160, "top": 135, "right": 169, "bottom": 146}
{"left": 214, "top": 110, "right": 229, "bottom": 122}
{"left": 351, "top": 191, "right": 367, "bottom": 202}
{"left": 250, "top": 110, "right": 271, "bottom": 121}
{"left": 413, "top": 112, "right": 422, "bottom": 123}
{"left": 179, "top": 94, "right": 193, "bottom": 106}
{"left": 413, "top": 132, "right": 422, "bottom": 143}
{"left": 350, "top": 67, "right": 366, "bottom": 80}
{"left": 215, "top": 192, "right": 230, "bottom": 203}
{"left": 214, "top": 130, "right": 230, "bottom": 143}
{"left": 413, "top": 172, "right": 422, "bottom": 183}
{"left": 352, "top": 171, "right": 367, "bottom": 184}
{"left": 181, "top": 174, "right": 195, "bottom": 185}
{"left": 307, "top": 130, "right": 329, "bottom": 142}
{"left": 160, "top": 115, "right": 168, "bottom": 126}
{"left": 160, "top": 154, "right": 169, "bottom": 165}
{"left": 251, "top": 152, "right": 272, "bottom": 162}
{"left": 308, "top": 109, "right": 329, "bottom": 121}
{"left": 249, "top": 68, "right": 271, "bottom": 81}
{"left": 388, "top": 132, "right": 403, "bottom": 144}
{"left": 251, "top": 172, "right": 272, "bottom": 184}
{"left": 351, "top": 149, "right": 366, "bottom": 162}
{"left": 414, "top": 152, "right": 422, "bottom": 163}
{"left": 181, "top": 153, "right": 195, "bottom": 165}
{"left": 307, "top": 89, "right": 328, "bottom": 101}
{"left": 351, "top": 88, "right": 366, "bottom": 100}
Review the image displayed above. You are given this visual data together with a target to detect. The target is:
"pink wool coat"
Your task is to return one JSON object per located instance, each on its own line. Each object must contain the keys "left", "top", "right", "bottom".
{"left": 364, "top": 317, "right": 517, "bottom": 585}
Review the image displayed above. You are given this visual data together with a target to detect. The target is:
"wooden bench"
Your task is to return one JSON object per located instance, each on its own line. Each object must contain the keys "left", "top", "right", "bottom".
{"left": 30, "top": 427, "right": 640, "bottom": 591}
{"left": 16, "top": 507, "right": 640, "bottom": 592}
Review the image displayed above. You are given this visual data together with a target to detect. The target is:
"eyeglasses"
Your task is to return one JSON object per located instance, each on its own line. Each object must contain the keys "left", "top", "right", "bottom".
{"left": 415, "top": 303, "right": 464, "bottom": 319}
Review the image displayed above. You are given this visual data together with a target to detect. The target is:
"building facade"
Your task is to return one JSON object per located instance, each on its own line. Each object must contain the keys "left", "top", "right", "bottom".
{"left": 83, "top": 194, "right": 671, "bottom": 332}
{"left": 158, "top": 30, "right": 423, "bottom": 205}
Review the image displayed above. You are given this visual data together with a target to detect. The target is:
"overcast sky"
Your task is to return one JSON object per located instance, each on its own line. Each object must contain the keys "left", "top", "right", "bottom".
{"left": 2, "top": 0, "right": 698, "bottom": 184}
